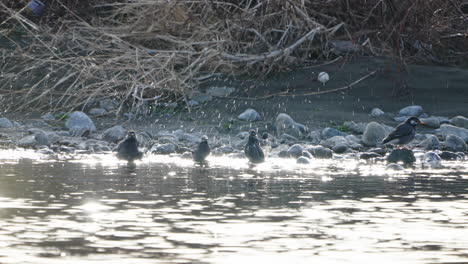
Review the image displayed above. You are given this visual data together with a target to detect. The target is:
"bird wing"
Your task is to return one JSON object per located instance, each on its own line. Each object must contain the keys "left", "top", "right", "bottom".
{"left": 384, "top": 123, "right": 412, "bottom": 142}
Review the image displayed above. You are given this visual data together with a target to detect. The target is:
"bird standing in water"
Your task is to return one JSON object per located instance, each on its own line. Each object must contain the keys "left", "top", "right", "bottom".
{"left": 116, "top": 131, "right": 143, "bottom": 162}
{"left": 193, "top": 135, "right": 210, "bottom": 164}
{"left": 245, "top": 130, "right": 265, "bottom": 163}
{"left": 382, "top": 116, "right": 425, "bottom": 147}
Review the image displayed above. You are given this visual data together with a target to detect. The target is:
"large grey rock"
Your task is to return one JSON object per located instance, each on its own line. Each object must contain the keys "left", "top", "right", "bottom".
{"left": 387, "top": 149, "right": 416, "bottom": 164}
{"left": 238, "top": 108, "right": 261, "bottom": 122}
{"left": 152, "top": 143, "right": 177, "bottom": 154}
{"left": 321, "top": 127, "right": 346, "bottom": 140}
{"left": 308, "top": 146, "right": 333, "bottom": 159}
{"left": 275, "top": 113, "right": 308, "bottom": 138}
{"left": 332, "top": 143, "right": 348, "bottom": 154}
{"left": 362, "top": 122, "right": 387, "bottom": 147}
{"left": 320, "top": 136, "right": 348, "bottom": 149}
{"left": 34, "top": 131, "right": 50, "bottom": 146}
{"left": 301, "top": 151, "right": 313, "bottom": 159}
{"left": 398, "top": 105, "right": 423, "bottom": 117}
{"left": 394, "top": 116, "right": 408, "bottom": 123}
{"left": 0, "top": 117, "right": 13, "bottom": 128}
{"left": 343, "top": 121, "right": 366, "bottom": 134}
{"left": 444, "top": 134, "right": 467, "bottom": 152}
{"left": 174, "top": 131, "right": 202, "bottom": 145}
{"left": 370, "top": 108, "right": 385, "bottom": 117}
{"left": 65, "top": 111, "right": 96, "bottom": 135}
{"left": 450, "top": 116, "right": 468, "bottom": 129}
{"left": 18, "top": 135, "right": 36, "bottom": 148}
{"left": 306, "top": 130, "right": 322, "bottom": 144}
{"left": 420, "top": 117, "right": 440, "bottom": 129}
{"left": 102, "top": 125, "right": 127, "bottom": 143}
{"left": 436, "top": 125, "right": 468, "bottom": 142}
{"left": 421, "top": 135, "right": 440, "bottom": 150}
{"left": 287, "top": 144, "right": 304, "bottom": 158}
{"left": 206, "top": 86, "right": 235, "bottom": 97}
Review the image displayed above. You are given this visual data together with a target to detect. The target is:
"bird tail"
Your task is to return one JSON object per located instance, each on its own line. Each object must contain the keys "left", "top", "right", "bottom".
{"left": 382, "top": 136, "right": 391, "bottom": 144}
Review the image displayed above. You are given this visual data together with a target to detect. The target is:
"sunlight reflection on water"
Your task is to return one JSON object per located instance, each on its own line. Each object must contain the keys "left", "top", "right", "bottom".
{"left": 0, "top": 150, "right": 467, "bottom": 264}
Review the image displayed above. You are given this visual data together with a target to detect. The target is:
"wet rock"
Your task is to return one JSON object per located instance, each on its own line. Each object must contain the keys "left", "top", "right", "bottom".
{"left": 362, "top": 122, "right": 387, "bottom": 147}
{"left": 18, "top": 135, "right": 36, "bottom": 148}
{"left": 332, "top": 143, "right": 348, "bottom": 154}
{"left": 436, "top": 125, "right": 468, "bottom": 142}
{"left": 345, "top": 134, "right": 361, "bottom": 144}
{"left": 238, "top": 108, "right": 261, "bottom": 122}
{"left": 174, "top": 131, "right": 202, "bottom": 145}
{"left": 343, "top": 121, "right": 366, "bottom": 134}
{"left": 206, "top": 86, "right": 235, "bottom": 97}
{"left": 370, "top": 108, "right": 385, "bottom": 117}
{"left": 89, "top": 108, "right": 107, "bottom": 116}
{"left": 34, "top": 131, "right": 50, "bottom": 146}
{"left": 394, "top": 116, "right": 409, "bottom": 123}
{"left": 443, "top": 134, "right": 467, "bottom": 152}
{"left": 360, "top": 152, "right": 381, "bottom": 160}
{"left": 369, "top": 148, "right": 387, "bottom": 156}
{"left": 65, "top": 111, "right": 96, "bottom": 136}
{"left": 386, "top": 163, "right": 405, "bottom": 171}
{"left": 41, "top": 113, "right": 56, "bottom": 121}
{"left": 136, "top": 132, "right": 152, "bottom": 148}
{"left": 439, "top": 151, "right": 463, "bottom": 160}
{"left": 216, "top": 146, "right": 235, "bottom": 154}
{"left": 321, "top": 127, "right": 346, "bottom": 140}
{"left": 37, "top": 148, "right": 55, "bottom": 155}
{"left": 423, "top": 152, "right": 442, "bottom": 168}
{"left": 279, "top": 133, "right": 299, "bottom": 144}
{"left": 56, "top": 131, "right": 70, "bottom": 137}
{"left": 398, "top": 105, "right": 423, "bottom": 117}
{"left": 278, "top": 150, "right": 289, "bottom": 158}
{"left": 386, "top": 149, "right": 416, "bottom": 164}
{"left": 421, "top": 135, "right": 440, "bottom": 150}
{"left": 0, "top": 117, "right": 13, "bottom": 128}
{"left": 296, "top": 156, "right": 311, "bottom": 164}
{"left": 308, "top": 146, "right": 333, "bottom": 159}
{"left": 78, "top": 139, "right": 110, "bottom": 151}
{"left": 450, "top": 116, "right": 468, "bottom": 129}
{"left": 99, "top": 98, "right": 119, "bottom": 111}
{"left": 433, "top": 116, "right": 450, "bottom": 125}
{"left": 152, "top": 143, "right": 177, "bottom": 155}
{"left": 320, "top": 136, "right": 348, "bottom": 149}
{"left": 287, "top": 144, "right": 304, "bottom": 158}
{"left": 56, "top": 137, "right": 84, "bottom": 147}
{"left": 306, "top": 130, "right": 322, "bottom": 145}
{"left": 275, "top": 113, "right": 308, "bottom": 138}
{"left": 237, "top": 131, "right": 249, "bottom": 139}
{"left": 420, "top": 117, "right": 440, "bottom": 128}
{"left": 102, "top": 125, "right": 127, "bottom": 143}
{"left": 301, "top": 151, "right": 313, "bottom": 159}
{"left": 123, "top": 113, "right": 135, "bottom": 120}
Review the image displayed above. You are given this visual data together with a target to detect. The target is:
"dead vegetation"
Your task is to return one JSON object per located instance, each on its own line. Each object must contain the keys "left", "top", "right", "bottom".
{"left": 0, "top": 0, "right": 467, "bottom": 113}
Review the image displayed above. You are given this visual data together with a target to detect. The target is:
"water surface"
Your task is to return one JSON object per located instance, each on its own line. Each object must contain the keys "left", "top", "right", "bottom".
{"left": 0, "top": 150, "right": 467, "bottom": 264}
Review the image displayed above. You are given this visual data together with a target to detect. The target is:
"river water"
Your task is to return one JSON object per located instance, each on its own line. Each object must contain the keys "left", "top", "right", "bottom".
{"left": 0, "top": 150, "right": 467, "bottom": 264}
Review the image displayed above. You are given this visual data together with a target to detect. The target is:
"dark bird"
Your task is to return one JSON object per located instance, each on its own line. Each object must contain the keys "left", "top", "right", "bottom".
{"left": 192, "top": 135, "right": 210, "bottom": 163}
{"left": 244, "top": 130, "right": 265, "bottom": 163}
{"left": 116, "top": 131, "right": 143, "bottom": 162}
{"left": 382, "top": 116, "right": 425, "bottom": 147}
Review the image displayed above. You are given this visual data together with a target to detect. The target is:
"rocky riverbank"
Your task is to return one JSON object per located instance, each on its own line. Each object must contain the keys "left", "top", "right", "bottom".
{"left": 0, "top": 102, "right": 466, "bottom": 170}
